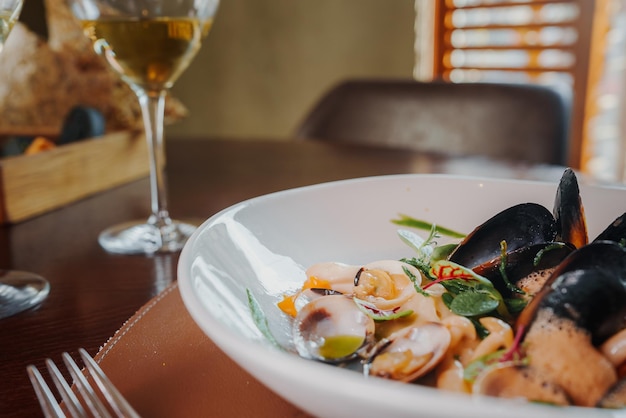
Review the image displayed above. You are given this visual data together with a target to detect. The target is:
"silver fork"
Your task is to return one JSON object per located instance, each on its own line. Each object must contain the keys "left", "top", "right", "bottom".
{"left": 27, "top": 348, "right": 141, "bottom": 418}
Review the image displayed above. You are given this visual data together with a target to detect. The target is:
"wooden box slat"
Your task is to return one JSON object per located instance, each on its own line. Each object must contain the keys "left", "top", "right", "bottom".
{"left": 0, "top": 130, "right": 149, "bottom": 223}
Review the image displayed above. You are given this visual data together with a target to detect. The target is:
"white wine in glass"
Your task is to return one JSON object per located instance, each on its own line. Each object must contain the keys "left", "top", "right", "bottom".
{"left": 0, "top": 0, "right": 20, "bottom": 49}
{"left": 0, "top": 0, "right": 51, "bottom": 319}
{"left": 69, "top": 0, "right": 220, "bottom": 254}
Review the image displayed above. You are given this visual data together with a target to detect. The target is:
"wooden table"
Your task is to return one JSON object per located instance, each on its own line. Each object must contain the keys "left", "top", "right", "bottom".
{"left": 0, "top": 138, "right": 566, "bottom": 417}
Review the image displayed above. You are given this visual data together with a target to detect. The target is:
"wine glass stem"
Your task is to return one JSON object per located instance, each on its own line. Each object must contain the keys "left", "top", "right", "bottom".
{"left": 136, "top": 89, "right": 172, "bottom": 228}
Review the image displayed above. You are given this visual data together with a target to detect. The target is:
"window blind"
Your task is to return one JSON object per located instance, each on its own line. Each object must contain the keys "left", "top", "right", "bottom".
{"left": 417, "top": 0, "right": 597, "bottom": 167}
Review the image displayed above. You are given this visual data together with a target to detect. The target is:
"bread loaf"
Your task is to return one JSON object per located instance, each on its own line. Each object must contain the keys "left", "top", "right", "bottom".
{"left": 0, "top": 0, "right": 187, "bottom": 136}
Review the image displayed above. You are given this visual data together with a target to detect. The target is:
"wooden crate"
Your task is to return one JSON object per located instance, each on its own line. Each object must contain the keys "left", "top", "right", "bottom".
{"left": 0, "top": 130, "right": 149, "bottom": 224}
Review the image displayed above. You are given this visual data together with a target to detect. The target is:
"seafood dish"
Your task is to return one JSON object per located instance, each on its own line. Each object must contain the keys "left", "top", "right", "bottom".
{"left": 278, "top": 169, "right": 626, "bottom": 409}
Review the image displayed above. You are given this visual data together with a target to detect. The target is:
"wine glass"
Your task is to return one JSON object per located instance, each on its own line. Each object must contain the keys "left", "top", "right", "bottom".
{"left": 68, "top": 0, "right": 220, "bottom": 254}
{"left": 0, "top": 0, "right": 51, "bottom": 319}
{"left": 0, "top": 270, "right": 49, "bottom": 319}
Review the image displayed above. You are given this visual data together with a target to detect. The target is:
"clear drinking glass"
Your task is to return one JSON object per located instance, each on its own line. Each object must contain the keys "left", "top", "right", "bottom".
{"left": 0, "top": 0, "right": 51, "bottom": 319}
{"left": 69, "top": 0, "right": 220, "bottom": 254}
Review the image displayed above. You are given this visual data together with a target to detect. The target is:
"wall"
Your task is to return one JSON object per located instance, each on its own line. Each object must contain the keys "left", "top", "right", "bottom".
{"left": 166, "top": 0, "right": 416, "bottom": 140}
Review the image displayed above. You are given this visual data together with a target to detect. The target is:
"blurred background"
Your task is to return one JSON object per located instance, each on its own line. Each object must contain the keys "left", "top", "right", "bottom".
{"left": 137, "top": 0, "right": 626, "bottom": 183}
{"left": 16, "top": 0, "right": 626, "bottom": 181}
{"left": 166, "top": 0, "right": 416, "bottom": 140}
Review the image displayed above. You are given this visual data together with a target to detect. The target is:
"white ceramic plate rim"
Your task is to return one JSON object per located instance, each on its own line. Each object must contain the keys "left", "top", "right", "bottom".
{"left": 179, "top": 173, "right": 626, "bottom": 418}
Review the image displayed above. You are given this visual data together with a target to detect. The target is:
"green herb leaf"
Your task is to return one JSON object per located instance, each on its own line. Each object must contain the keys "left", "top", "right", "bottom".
{"left": 532, "top": 242, "right": 569, "bottom": 266}
{"left": 397, "top": 226, "right": 438, "bottom": 264}
{"left": 400, "top": 257, "right": 435, "bottom": 281}
{"left": 397, "top": 229, "right": 428, "bottom": 253}
{"left": 431, "top": 243, "right": 458, "bottom": 261}
{"left": 498, "top": 240, "right": 525, "bottom": 295}
{"left": 463, "top": 349, "right": 507, "bottom": 382}
{"left": 402, "top": 265, "right": 430, "bottom": 297}
{"left": 392, "top": 214, "right": 466, "bottom": 238}
{"left": 504, "top": 297, "right": 528, "bottom": 314}
{"left": 469, "top": 317, "right": 491, "bottom": 340}
{"left": 464, "top": 344, "right": 530, "bottom": 383}
{"left": 441, "top": 292, "right": 454, "bottom": 309}
{"left": 440, "top": 279, "right": 471, "bottom": 296}
{"left": 449, "top": 290, "right": 500, "bottom": 317}
{"left": 246, "top": 288, "right": 282, "bottom": 349}
{"left": 430, "top": 260, "right": 495, "bottom": 288}
{"left": 430, "top": 261, "right": 513, "bottom": 322}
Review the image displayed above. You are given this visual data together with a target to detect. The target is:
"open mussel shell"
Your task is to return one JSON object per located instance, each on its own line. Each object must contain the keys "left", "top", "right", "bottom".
{"left": 553, "top": 167, "right": 588, "bottom": 248}
{"left": 472, "top": 242, "right": 574, "bottom": 298}
{"left": 594, "top": 212, "right": 626, "bottom": 244}
{"left": 517, "top": 241, "right": 626, "bottom": 346}
{"left": 448, "top": 202, "right": 557, "bottom": 269}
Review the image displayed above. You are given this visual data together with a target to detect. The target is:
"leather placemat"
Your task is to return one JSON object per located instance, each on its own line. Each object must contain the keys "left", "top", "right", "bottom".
{"left": 95, "top": 283, "right": 311, "bottom": 417}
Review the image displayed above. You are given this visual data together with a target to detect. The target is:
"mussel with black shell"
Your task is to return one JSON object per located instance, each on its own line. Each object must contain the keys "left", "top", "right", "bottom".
{"left": 476, "top": 241, "right": 626, "bottom": 407}
{"left": 447, "top": 168, "right": 589, "bottom": 299}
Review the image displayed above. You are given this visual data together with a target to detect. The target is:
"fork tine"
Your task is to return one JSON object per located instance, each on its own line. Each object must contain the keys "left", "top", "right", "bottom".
{"left": 62, "top": 352, "right": 113, "bottom": 418}
{"left": 78, "top": 348, "right": 141, "bottom": 418}
{"left": 29, "top": 350, "right": 140, "bottom": 418}
{"left": 45, "top": 359, "right": 86, "bottom": 418}
{"left": 26, "top": 365, "right": 66, "bottom": 418}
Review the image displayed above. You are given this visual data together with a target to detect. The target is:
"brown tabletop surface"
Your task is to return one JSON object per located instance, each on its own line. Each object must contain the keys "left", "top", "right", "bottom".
{"left": 0, "top": 138, "right": 568, "bottom": 417}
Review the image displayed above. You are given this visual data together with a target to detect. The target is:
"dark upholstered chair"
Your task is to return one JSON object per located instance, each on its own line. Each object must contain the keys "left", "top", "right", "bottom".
{"left": 295, "top": 79, "right": 568, "bottom": 165}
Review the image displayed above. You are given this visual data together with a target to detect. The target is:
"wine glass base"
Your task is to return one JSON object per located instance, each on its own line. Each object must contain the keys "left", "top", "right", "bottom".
{"left": 0, "top": 270, "right": 50, "bottom": 319}
{"left": 98, "top": 220, "right": 197, "bottom": 255}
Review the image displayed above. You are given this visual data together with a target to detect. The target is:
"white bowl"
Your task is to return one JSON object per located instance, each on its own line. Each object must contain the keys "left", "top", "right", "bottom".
{"left": 178, "top": 174, "right": 626, "bottom": 418}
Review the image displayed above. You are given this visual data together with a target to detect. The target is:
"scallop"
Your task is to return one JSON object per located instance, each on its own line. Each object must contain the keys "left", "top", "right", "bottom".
{"left": 292, "top": 294, "right": 375, "bottom": 363}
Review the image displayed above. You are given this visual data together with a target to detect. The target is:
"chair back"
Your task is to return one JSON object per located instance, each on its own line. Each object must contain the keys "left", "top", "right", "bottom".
{"left": 295, "top": 79, "right": 568, "bottom": 165}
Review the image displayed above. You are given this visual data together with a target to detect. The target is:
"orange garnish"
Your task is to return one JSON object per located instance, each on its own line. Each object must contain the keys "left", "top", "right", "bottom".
{"left": 277, "top": 294, "right": 298, "bottom": 317}
{"left": 278, "top": 276, "right": 332, "bottom": 317}
{"left": 302, "top": 276, "right": 331, "bottom": 290}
